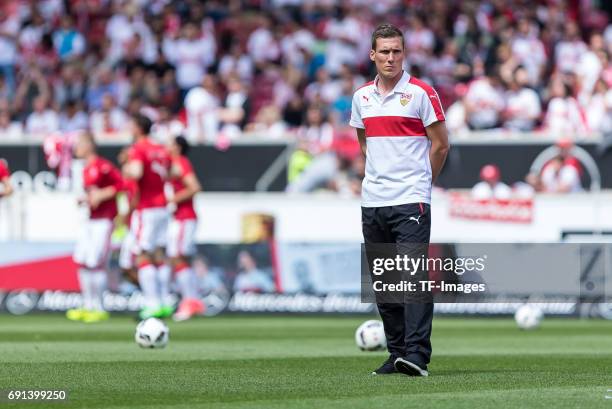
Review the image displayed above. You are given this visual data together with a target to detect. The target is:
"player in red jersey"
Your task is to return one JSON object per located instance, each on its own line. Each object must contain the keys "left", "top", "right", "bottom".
{"left": 69, "top": 132, "right": 122, "bottom": 323}
{"left": 166, "top": 136, "right": 204, "bottom": 321}
{"left": 0, "top": 158, "right": 13, "bottom": 198}
{"left": 123, "top": 114, "right": 173, "bottom": 319}
{"left": 117, "top": 148, "right": 139, "bottom": 282}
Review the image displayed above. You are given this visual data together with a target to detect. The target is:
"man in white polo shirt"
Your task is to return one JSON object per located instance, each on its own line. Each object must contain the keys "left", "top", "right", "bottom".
{"left": 350, "top": 24, "right": 449, "bottom": 377}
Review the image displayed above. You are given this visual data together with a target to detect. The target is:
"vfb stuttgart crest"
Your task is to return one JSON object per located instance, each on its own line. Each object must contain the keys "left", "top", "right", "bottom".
{"left": 400, "top": 93, "right": 412, "bottom": 106}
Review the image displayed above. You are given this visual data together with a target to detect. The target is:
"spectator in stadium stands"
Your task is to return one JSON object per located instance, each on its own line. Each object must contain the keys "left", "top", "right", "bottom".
{"left": 18, "top": 9, "right": 46, "bottom": 61}
{"left": 233, "top": 250, "right": 275, "bottom": 294}
{"left": 0, "top": 0, "right": 610, "bottom": 198}
{"left": 404, "top": 13, "right": 435, "bottom": 71}
{"left": 464, "top": 69, "right": 504, "bottom": 130}
{"left": 543, "top": 77, "right": 587, "bottom": 138}
{"left": 53, "top": 63, "right": 86, "bottom": 111}
{"left": 0, "top": 108, "right": 23, "bottom": 140}
{"left": 89, "top": 93, "right": 128, "bottom": 139}
{"left": 555, "top": 22, "right": 587, "bottom": 75}
{"left": 14, "top": 65, "right": 50, "bottom": 118}
{"left": 25, "top": 95, "right": 59, "bottom": 138}
{"left": 0, "top": 75, "right": 11, "bottom": 101}
{"left": 585, "top": 79, "right": 612, "bottom": 134}
{"left": 218, "top": 75, "right": 250, "bottom": 139}
{"left": 105, "top": 2, "right": 156, "bottom": 66}
{"left": 0, "top": 7, "right": 19, "bottom": 97}
{"left": 59, "top": 99, "right": 88, "bottom": 133}
{"left": 529, "top": 139, "right": 584, "bottom": 194}
{"left": 218, "top": 41, "right": 254, "bottom": 82}
{"left": 445, "top": 83, "right": 469, "bottom": 138}
{"left": 286, "top": 105, "right": 336, "bottom": 192}
{"left": 282, "top": 94, "right": 305, "bottom": 129}
{"left": 184, "top": 74, "right": 219, "bottom": 144}
{"left": 502, "top": 67, "right": 542, "bottom": 131}
{"left": 280, "top": 18, "right": 315, "bottom": 71}
{"left": 540, "top": 155, "right": 583, "bottom": 193}
{"left": 511, "top": 18, "right": 546, "bottom": 86}
{"left": 162, "top": 20, "right": 216, "bottom": 97}
{"left": 86, "top": 66, "right": 121, "bottom": 112}
{"left": 245, "top": 105, "right": 287, "bottom": 139}
{"left": 304, "top": 67, "right": 342, "bottom": 105}
{"left": 52, "top": 15, "right": 86, "bottom": 62}
{"left": 322, "top": 6, "right": 362, "bottom": 75}
{"left": 471, "top": 164, "right": 512, "bottom": 200}
{"left": 577, "top": 33, "right": 606, "bottom": 103}
{"left": 126, "top": 66, "right": 158, "bottom": 107}
{"left": 330, "top": 78, "right": 353, "bottom": 127}
{"left": 247, "top": 14, "right": 280, "bottom": 67}
{"left": 151, "top": 106, "right": 184, "bottom": 144}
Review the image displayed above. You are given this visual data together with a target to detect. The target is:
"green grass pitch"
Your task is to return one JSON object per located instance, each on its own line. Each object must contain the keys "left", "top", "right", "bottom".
{"left": 0, "top": 314, "right": 611, "bottom": 408}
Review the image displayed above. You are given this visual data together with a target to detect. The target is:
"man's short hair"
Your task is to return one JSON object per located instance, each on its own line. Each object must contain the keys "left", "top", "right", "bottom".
{"left": 132, "top": 113, "right": 153, "bottom": 135}
{"left": 175, "top": 135, "right": 190, "bottom": 156}
{"left": 371, "top": 23, "right": 404, "bottom": 50}
{"left": 80, "top": 131, "right": 97, "bottom": 150}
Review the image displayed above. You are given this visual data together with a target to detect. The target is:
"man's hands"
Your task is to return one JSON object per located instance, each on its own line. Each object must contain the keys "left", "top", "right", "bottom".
{"left": 83, "top": 186, "right": 118, "bottom": 209}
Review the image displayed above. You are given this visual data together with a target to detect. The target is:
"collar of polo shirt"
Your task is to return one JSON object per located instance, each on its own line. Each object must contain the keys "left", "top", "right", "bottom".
{"left": 372, "top": 71, "right": 412, "bottom": 96}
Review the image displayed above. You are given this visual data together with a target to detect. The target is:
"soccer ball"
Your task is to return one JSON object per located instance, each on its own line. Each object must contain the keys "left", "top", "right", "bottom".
{"left": 514, "top": 305, "right": 543, "bottom": 330}
{"left": 135, "top": 318, "right": 169, "bottom": 348}
{"left": 355, "top": 320, "right": 386, "bottom": 351}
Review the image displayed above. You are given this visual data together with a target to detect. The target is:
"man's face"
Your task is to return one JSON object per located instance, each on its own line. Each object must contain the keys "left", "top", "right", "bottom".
{"left": 370, "top": 37, "right": 404, "bottom": 80}
{"left": 74, "top": 135, "right": 92, "bottom": 159}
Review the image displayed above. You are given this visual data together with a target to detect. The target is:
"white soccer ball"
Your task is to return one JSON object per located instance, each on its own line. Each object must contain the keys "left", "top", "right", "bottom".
{"left": 514, "top": 305, "right": 543, "bottom": 330}
{"left": 355, "top": 320, "right": 386, "bottom": 351}
{"left": 135, "top": 318, "right": 169, "bottom": 348}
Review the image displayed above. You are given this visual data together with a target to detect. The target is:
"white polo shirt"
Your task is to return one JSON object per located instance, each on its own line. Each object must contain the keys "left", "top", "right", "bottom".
{"left": 350, "top": 71, "right": 445, "bottom": 207}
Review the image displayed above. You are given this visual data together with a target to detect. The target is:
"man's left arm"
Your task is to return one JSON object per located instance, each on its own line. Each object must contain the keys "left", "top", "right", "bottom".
{"left": 89, "top": 165, "right": 122, "bottom": 209}
{"left": 419, "top": 86, "right": 450, "bottom": 184}
{"left": 0, "top": 176, "right": 12, "bottom": 197}
{"left": 426, "top": 121, "right": 450, "bottom": 184}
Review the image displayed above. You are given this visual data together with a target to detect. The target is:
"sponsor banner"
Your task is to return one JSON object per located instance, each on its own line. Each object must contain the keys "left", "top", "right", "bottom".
{"left": 1, "top": 241, "right": 610, "bottom": 317}
{"left": 0, "top": 243, "right": 79, "bottom": 291}
{"left": 449, "top": 193, "right": 533, "bottom": 223}
{"left": 0, "top": 289, "right": 595, "bottom": 317}
{"left": 276, "top": 243, "right": 361, "bottom": 294}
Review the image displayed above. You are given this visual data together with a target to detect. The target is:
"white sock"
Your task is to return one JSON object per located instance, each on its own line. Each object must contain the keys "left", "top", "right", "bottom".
{"left": 176, "top": 267, "right": 198, "bottom": 299}
{"left": 138, "top": 264, "right": 160, "bottom": 309}
{"left": 78, "top": 268, "right": 94, "bottom": 310}
{"left": 157, "top": 264, "right": 173, "bottom": 306}
{"left": 90, "top": 270, "right": 107, "bottom": 312}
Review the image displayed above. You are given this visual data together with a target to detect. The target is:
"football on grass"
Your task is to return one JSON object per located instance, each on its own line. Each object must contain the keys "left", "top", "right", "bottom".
{"left": 514, "top": 305, "right": 543, "bottom": 330}
{"left": 355, "top": 320, "right": 386, "bottom": 351}
{"left": 135, "top": 318, "right": 169, "bottom": 348}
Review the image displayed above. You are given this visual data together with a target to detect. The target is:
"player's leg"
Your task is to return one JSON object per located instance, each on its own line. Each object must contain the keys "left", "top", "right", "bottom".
{"left": 134, "top": 209, "right": 162, "bottom": 319}
{"left": 153, "top": 208, "right": 174, "bottom": 318}
{"left": 69, "top": 220, "right": 94, "bottom": 321}
{"left": 390, "top": 203, "right": 432, "bottom": 377}
{"left": 362, "top": 206, "right": 403, "bottom": 374}
{"left": 80, "top": 218, "right": 113, "bottom": 323}
{"left": 118, "top": 225, "right": 137, "bottom": 282}
{"left": 171, "top": 219, "right": 204, "bottom": 321}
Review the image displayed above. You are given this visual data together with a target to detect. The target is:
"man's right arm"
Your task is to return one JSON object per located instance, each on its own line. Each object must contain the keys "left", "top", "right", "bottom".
{"left": 350, "top": 91, "right": 366, "bottom": 157}
{"left": 356, "top": 128, "right": 366, "bottom": 158}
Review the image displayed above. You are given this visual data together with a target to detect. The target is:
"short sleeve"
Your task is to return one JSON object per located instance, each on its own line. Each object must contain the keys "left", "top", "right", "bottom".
{"left": 180, "top": 157, "right": 194, "bottom": 178}
{"left": 108, "top": 164, "right": 124, "bottom": 191}
{"left": 420, "top": 88, "right": 445, "bottom": 128}
{"left": 127, "top": 146, "right": 143, "bottom": 163}
{"left": 0, "top": 160, "right": 9, "bottom": 179}
{"left": 349, "top": 92, "right": 364, "bottom": 129}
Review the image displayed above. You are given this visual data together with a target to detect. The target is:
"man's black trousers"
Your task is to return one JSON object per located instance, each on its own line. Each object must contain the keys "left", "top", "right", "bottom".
{"left": 362, "top": 202, "right": 433, "bottom": 367}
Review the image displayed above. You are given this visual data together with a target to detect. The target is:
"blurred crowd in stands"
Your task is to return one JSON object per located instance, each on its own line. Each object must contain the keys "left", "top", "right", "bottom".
{"left": 0, "top": 0, "right": 611, "bottom": 194}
